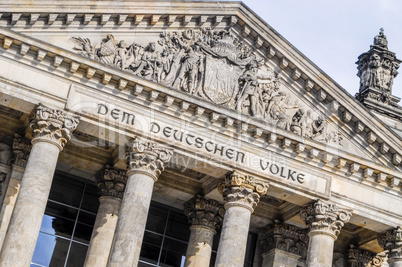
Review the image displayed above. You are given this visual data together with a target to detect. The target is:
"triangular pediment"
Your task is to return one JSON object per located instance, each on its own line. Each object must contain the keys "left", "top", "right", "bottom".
{"left": 0, "top": 0, "right": 401, "bottom": 185}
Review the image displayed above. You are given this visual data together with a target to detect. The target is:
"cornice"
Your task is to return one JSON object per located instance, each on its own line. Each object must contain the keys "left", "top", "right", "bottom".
{"left": 0, "top": 27, "right": 401, "bottom": 193}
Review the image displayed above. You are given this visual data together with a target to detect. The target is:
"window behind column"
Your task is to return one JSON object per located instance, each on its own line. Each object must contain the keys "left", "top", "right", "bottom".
{"left": 31, "top": 172, "right": 99, "bottom": 267}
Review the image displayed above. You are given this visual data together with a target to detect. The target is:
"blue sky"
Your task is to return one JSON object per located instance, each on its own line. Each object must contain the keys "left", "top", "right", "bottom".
{"left": 239, "top": 0, "right": 402, "bottom": 98}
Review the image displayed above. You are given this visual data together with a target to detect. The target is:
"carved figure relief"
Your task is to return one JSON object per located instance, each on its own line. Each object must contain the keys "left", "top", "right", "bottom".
{"left": 71, "top": 28, "right": 340, "bottom": 145}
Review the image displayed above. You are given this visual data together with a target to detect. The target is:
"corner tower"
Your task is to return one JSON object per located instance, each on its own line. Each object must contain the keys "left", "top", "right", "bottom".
{"left": 355, "top": 28, "right": 402, "bottom": 120}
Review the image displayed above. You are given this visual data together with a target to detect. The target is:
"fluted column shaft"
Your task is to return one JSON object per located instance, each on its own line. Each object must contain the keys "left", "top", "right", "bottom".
{"left": 107, "top": 140, "right": 173, "bottom": 267}
{"left": 184, "top": 196, "right": 225, "bottom": 267}
{"left": 300, "top": 200, "right": 352, "bottom": 267}
{"left": 378, "top": 226, "right": 402, "bottom": 267}
{"left": 0, "top": 105, "right": 79, "bottom": 267}
{"left": 215, "top": 171, "right": 268, "bottom": 267}
{"left": 84, "top": 167, "right": 127, "bottom": 267}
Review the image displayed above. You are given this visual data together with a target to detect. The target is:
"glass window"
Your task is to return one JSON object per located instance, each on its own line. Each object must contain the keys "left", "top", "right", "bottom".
{"left": 31, "top": 172, "right": 98, "bottom": 267}
{"left": 32, "top": 172, "right": 256, "bottom": 267}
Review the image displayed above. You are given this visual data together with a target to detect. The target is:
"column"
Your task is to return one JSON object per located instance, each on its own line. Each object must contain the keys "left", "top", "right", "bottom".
{"left": 215, "top": 171, "right": 269, "bottom": 267}
{"left": 378, "top": 226, "right": 402, "bottom": 267}
{"left": 184, "top": 195, "right": 225, "bottom": 267}
{"left": 84, "top": 166, "right": 127, "bottom": 267}
{"left": 107, "top": 139, "right": 173, "bottom": 267}
{"left": 0, "top": 105, "right": 79, "bottom": 267}
{"left": 0, "top": 134, "right": 31, "bottom": 250}
{"left": 300, "top": 200, "right": 352, "bottom": 267}
{"left": 348, "top": 245, "right": 386, "bottom": 267}
{"left": 258, "top": 220, "right": 308, "bottom": 267}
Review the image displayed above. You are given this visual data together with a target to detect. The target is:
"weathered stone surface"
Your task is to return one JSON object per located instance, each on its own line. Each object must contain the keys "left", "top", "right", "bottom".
{"left": 348, "top": 245, "right": 386, "bottom": 267}
{"left": 84, "top": 196, "right": 121, "bottom": 267}
{"left": 259, "top": 221, "right": 308, "bottom": 258}
{"left": 29, "top": 104, "right": 79, "bottom": 151}
{"left": 379, "top": 227, "right": 402, "bottom": 266}
{"left": 0, "top": 105, "right": 79, "bottom": 267}
{"left": 184, "top": 195, "right": 225, "bottom": 230}
{"left": 184, "top": 195, "right": 224, "bottom": 267}
{"left": 300, "top": 200, "right": 352, "bottom": 267}
{"left": 96, "top": 166, "right": 127, "bottom": 199}
{"left": 218, "top": 171, "right": 269, "bottom": 212}
{"left": 215, "top": 171, "right": 268, "bottom": 267}
{"left": 300, "top": 200, "right": 352, "bottom": 239}
{"left": 107, "top": 139, "right": 173, "bottom": 267}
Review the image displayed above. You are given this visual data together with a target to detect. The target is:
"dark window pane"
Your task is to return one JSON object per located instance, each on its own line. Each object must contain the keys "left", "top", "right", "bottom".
{"left": 73, "top": 211, "right": 96, "bottom": 244}
{"left": 162, "top": 238, "right": 187, "bottom": 255}
{"left": 165, "top": 212, "right": 190, "bottom": 241}
{"left": 146, "top": 202, "right": 169, "bottom": 234}
{"left": 81, "top": 183, "right": 99, "bottom": 213}
{"left": 140, "top": 231, "right": 163, "bottom": 264}
{"left": 160, "top": 249, "right": 186, "bottom": 267}
{"left": 244, "top": 232, "right": 257, "bottom": 266}
{"left": 49, "top": 174, "right": 84, "bottom": 207}
{"left": 32, "top": 232, "right": 69, "bottom": 267}
{"left": 160, "top": 238, "right": 187, "bottom": 267}
{"left": 210, "top": 252, "right": 216, "bottom": 267}
{"left": 41, "top": 202, "right": 78, "bottom": 239}
{"left": 66, "top": 242, "right": 88, "bottom": 267}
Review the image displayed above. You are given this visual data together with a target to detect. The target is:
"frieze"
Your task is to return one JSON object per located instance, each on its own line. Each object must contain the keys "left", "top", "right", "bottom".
{"left": 71, "top": 29, "right": 340, "bottom": 144}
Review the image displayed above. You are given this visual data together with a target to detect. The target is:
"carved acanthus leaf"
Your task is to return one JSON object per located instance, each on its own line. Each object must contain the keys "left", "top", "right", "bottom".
{"left": 348, "top": 246, "right": 386, "bottom": 267}
{"left": 300, "top": 200, "right": 352, "bottom": 239}
{"left": 378, "top": 226, "right": 402, "bottom": 259}
{"left": 259, "top": 221, "right": 308, "bottom": 257}
{"left": 184, "top": 195, "right": 225, "bottom": 231}
{"left": 126, "top": 138, "right": 173, "bottom": 181}
{"left": 29, "top": 105, "right": 79, "bottom": 150}
{"left": 96, "top": 166, "right": 128, "bottom": 199}
{"left": 12, "top": 134, "right": 31, "bottom": 168}
{"left": 218, "top": 171, "right": 269, "bottom": 211}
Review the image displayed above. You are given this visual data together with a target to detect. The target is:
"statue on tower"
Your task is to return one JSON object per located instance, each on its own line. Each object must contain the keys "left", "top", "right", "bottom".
{"left": 355, "top": 28, "right": 402, "bottom": 117}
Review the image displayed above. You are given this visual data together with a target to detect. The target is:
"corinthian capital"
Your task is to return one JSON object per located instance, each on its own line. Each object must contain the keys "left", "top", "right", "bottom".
{"left": 348, "top": 245, "right": 386, "bottom": 267}
{"left": 29, "top": 105, "right": 79, "bottom": 150}
{"left": 218, "top": 171, "right": 269, "bottom": 212}
{"left": 184, "top": 195, "right": 225, "bottom": 231}
{"left": 378, "top": 226, "right": 402, "bottom": 260}
{"left": 126, "top": 138, "right": 173, "bottom": 181}
{"left": 259, "top": 221, "right": 308, "bottom": 257}
{"left": 12, "top": 134, "right": 31, "bottom": 168}
{"left": 96, "top": 166, "right": 128, "bottom": 199}
{"left": 300, "top": 200, "right": 352, "bottom": 240}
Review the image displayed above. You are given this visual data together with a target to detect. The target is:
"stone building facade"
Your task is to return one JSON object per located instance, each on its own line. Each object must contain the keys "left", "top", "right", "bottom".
{"left": 0, "top": 1, "right": 400, "bottom": 267}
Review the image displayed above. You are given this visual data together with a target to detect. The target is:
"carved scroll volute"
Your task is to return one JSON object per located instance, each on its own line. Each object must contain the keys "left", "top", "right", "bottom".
{"left": 378, "top": 226, "right": 402, "bottom": 260}
{"left": 258, "top": 221, "right": 309, "bottom": 257}
{"left": 12, "top": 134, "right": 31, "bottom": 168}
{"left": 218, "top": 171, "right": 269, "bottom": 212}
{"left": 300, "top": 200, "right": 352, "bottom": 240}
{"left": 96, "top": 166, "right": 128, "bottom": 199}
{"left": 184, "top": 195, "right": 225, "bottom": 232}
{"left": 126, "top": 138, "right": 173, "bottom": 181}
{"left": 29, "top": 104, "right": 79, "bottom": 151}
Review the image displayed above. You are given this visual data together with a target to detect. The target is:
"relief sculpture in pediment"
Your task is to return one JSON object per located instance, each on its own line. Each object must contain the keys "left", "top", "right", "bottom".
{"left": 71, "top": 28, "right": 340, "bottom": 145}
